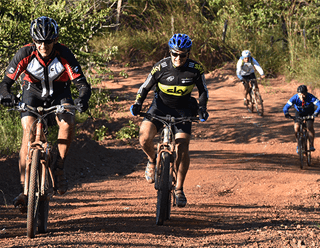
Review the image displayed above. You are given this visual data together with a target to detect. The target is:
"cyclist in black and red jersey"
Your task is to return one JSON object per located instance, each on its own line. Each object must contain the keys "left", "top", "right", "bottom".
{"left": 0, "top": 16, "right": 91, "bottom": 211}
{"left": 130, "top": 33, "right": 209, "bottom": 207}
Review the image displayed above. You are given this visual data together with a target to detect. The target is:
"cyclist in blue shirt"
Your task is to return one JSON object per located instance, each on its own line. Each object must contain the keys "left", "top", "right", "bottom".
{"left": 283, "top": 85, "right": 320, "bottom": 152}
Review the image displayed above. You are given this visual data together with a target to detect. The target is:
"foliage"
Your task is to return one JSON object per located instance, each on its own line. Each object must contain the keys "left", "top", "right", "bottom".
{"left": 0, "top": 106, "right": 22, "bottom": 155}
{"left": 116, "top": 120, "right": 139, "bottom": 140}
{"left": 0, "top": 0, "right": 114, "bottom": 73}
{"left": 96, "top": 0, "right": 320, "bottom": 84}
{"left": 93, "top": 125, "right": 108, "bottom": 141}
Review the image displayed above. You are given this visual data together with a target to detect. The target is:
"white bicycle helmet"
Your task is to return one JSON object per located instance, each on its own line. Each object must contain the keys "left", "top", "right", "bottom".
{"left": 242, "top": 50, "right": 251, "bottom": 58}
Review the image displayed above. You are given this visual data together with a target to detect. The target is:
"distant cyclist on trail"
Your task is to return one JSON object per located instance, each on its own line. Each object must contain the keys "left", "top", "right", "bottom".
{"left": 130, "top": 33, "right": 209, "bottom": 207}
{"left": 0, "top": 16, "right": 91, "bottom": 211}
{"left": 236, "top": 50, "right": 265, "bottom": 106}
{"left": 283, "top": 85, "right": 320, "bottom": 153}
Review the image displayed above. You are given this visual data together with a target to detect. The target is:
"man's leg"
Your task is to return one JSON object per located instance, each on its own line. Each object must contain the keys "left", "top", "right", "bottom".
{"left": 174, "top": 132, "right": 190, "bottom": 207}
{"left": 54, "top": 108, "right": 75, "bottom": 195}
{"left": 243, "top": 81, "right": 249, "bottom": 105}
{"left": 13, "top": 116, "right": 36, "bottom": 210}
{"left": 139, "top": 120, "right": 157, "bottom": 183}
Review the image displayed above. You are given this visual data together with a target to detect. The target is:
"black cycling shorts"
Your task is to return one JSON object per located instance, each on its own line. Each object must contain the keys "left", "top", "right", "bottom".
{"left": 145, "top": 97, "right": 193, "bottom": 135}
{"left": 242, "top": 73, "right": 256, "bottom": 85}
{"left": 21, "top": 84, "right": 74, "bottom": 119}
{"left": 294, "top": 109, "right": 315, "bottom": 123}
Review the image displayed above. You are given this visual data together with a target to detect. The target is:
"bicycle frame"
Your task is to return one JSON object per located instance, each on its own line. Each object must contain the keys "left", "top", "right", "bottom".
{"left": 9, "top": 103, "right": 79, "bottom": 238}
{"left": 23, "top": 106, "right": 54, "bottom": 201}
{"left": 139, "top": 113, "right": 198, "bottom": 225}
{"left": 288, "top": 114, "right": 314, "bottom": 169}
{"left": 246, "top": 78, "right": 263, "bottom": 116}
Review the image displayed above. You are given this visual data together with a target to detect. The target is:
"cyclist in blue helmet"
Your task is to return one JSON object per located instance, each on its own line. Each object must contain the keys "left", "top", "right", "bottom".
{"left": 283, "top": 85, "right": 320, "bottom": 153}
{"left": 236, "top": 50, "right": 265, "bottom": 107}
{"left": 130, "top": 33, "right": 209, "bottom": 207}
{"left": 0, "top": 16, "right": 91, "bottom": 211}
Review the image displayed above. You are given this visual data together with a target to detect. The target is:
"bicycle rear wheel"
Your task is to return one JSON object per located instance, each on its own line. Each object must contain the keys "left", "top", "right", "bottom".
{"left": 156, "top": 152, "right": 170, "bottom": 225}
{"left": 254, "top": 91, "right": 264, "bottom": 116}
{"left": 27, "top": 149, "right": 41, "bottom": 238}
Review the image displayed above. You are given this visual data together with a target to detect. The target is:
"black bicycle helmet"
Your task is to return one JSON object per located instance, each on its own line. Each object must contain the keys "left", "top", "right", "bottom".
{"left": 297, "top": 85, "right": 308, "bottom": 94}
{"left": 30, "top": 16, "right": 59, "bottom": 41}
{"left": 168, "top": 33, "right": 192, "bottom": 52}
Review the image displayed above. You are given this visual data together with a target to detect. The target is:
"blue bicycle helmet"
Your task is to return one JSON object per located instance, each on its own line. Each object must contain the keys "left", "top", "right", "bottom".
{"left": 242, "top": 50, "right": 251, "bottom": 58}
{"left": 168, "top": 33, "right": 192, "bottom": 52}
{"left": 30, "top": 16, "right": 59, "bottom": 41}
{"left": 297, "top": 85, "right": 308, "bottom": 94}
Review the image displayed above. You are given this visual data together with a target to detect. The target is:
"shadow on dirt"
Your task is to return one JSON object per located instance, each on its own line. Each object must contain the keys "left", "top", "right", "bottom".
{"left": 190, "top": 150, "right": 320, "bottom": 173}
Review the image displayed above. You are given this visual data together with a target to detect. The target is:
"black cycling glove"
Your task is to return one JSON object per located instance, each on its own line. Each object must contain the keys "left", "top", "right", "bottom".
{"left": 0, "top": 93, "right": 18, "bottom": 107}
{"left": 74, "top": 98, "right": 89, "bottom": 113}
{"left": 130, "top": 103, "right": 142, "bottom": 116}
{"left": 198, "top": 107, "right": 209, "bottom": 122}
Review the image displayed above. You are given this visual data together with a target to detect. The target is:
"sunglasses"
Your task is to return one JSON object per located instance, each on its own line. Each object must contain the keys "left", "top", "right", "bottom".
{"left": 171, "top": 51, "right": 188, "bottom": 58}
{"left": 34, "top": 40, "right": 54, "bottom": 45}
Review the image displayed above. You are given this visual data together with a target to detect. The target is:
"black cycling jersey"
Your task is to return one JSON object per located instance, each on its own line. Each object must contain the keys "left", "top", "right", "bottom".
{"left": 135, "top": 57, "right": 208, "bottom": 109}
{"left": 0, "top": 42, "right": 90, "bottom": 102}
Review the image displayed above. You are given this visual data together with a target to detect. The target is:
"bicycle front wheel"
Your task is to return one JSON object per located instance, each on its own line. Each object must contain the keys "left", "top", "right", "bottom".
{"left": 247, "top": 92, "right": 253, "bottom": 113}
{"left": 254, "top": 91, "right": 264, "bottom": 116}
{"left": 38, "top": 163, "right": 51, "bottom": 233}
{"left": 306, "top": 133, "right": 312, "bottom": 166}
{"left": 156, "top": 152, "right": 171, "bottom": 225}
{"left": 298, "top": 133, "right": 306, "bottom": 170}
{"left": 27, "top": 149, "right": 41, "bottom": 238}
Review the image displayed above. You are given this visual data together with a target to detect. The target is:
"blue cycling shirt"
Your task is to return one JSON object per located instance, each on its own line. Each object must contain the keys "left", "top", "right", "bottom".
{"left": 283, "top": 93, "right": 320, "bottom": 115}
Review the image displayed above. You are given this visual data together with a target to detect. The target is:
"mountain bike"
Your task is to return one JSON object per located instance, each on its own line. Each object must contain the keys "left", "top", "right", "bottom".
{"left": 287, "top": 114, "right": 314, "bottom": 169}
{"left": 9, "top": 102, "right": 80, "bottom": 238}
{"left": 139, "top": 113, "right": 198, "bottom": 225}
{"left": 245, "top": 78, "right": 263, "bottom": 116}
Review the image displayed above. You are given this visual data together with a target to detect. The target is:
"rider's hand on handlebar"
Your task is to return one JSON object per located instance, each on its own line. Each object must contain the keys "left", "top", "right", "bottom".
{"left": 0, "top": 93, "right": 19, "bottom": 107}
{"left": 285, "top": 113, "right": 290, "bottom": 119}
{"left": 198, "top": 107, "right": 209, "bottom": 122}
{"left": 74, "top": 98, "right": 89, "bottom": 113}
{"left": 130, "top": 103, "right": 142, "bottom": 116}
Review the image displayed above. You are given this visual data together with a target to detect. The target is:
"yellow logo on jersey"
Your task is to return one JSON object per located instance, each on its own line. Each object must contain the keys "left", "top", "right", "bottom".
{"left": 151, "top": 65, "right": 161, "bottom": 75}
{"left": 194, "top": 64, "right": 204, "bottom": 74}
{"left": 135, "top": 94, "right": 142, "bottom": 102}
{"left": 158, "top": 83, "right": 195, "bottom": 96}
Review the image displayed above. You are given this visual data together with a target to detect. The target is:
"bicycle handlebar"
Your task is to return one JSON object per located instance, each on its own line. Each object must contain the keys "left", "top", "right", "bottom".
{"left": 286, "top": 114, "right": 315, "bottom": 121}
{"left": 8, "top": 102, "right": 81, "bottom": 118}
{"left": 139, "top": 112, "right": 199, "bottom": 125}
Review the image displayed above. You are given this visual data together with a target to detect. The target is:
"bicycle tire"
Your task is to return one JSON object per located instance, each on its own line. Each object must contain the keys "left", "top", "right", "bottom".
{"left": 38, "top": 167, "right": 50, "bottom": 233}
{"left": 306, "top": 132, "right": 312, "bottom": 166}
{"left": 27, "top": 149, "right": 41, "bottom": 238}
{"left": 156, "top": 152, "right": 170, "bottom": 225}
{"left": 165, "top": 165, "right": 174, "bottom": 221}
{"left": 247, "top": 91, "right": 253, "bottom": 113}
{"left": 298, "top": 133, "right": 306, "bottom": 169}
{"left": 254, "top": 91, "right": 264, "bottom": 116}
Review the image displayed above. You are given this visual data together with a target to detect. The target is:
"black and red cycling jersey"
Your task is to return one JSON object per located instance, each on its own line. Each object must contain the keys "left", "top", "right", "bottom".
{"left": 135, "top": 57, "right": 208, "bottom": 109}
{"left": 0, "top": 42, "right": 90, "bottom": 101}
